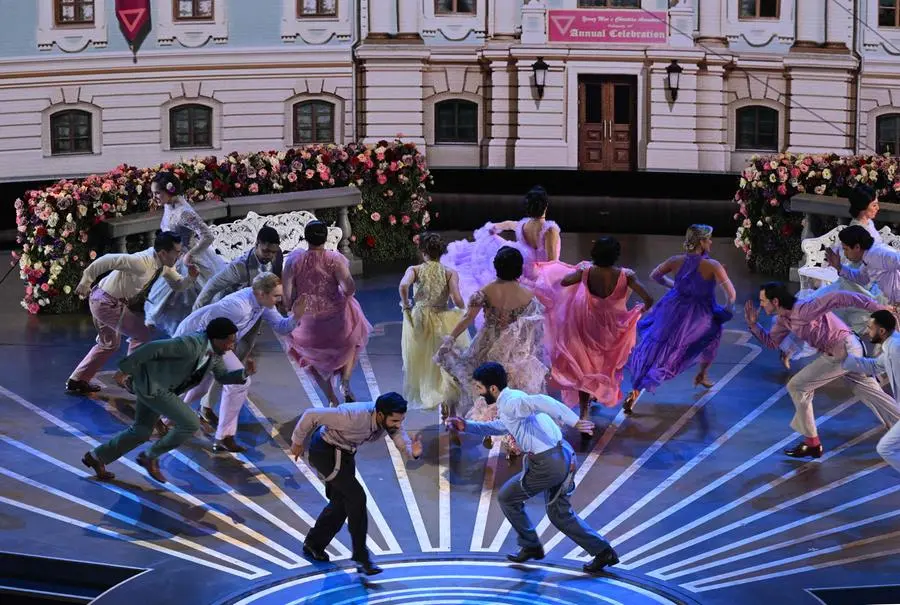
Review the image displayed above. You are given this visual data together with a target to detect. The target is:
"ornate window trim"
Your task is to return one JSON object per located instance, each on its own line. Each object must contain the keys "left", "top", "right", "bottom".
{"left": 281, "top": 0, "right": 350, "bottom": 43}
{"left": 38, "top": 0, "right": 108, "bottom": 52}
{"left": 161, "top": 97, "right": 222, "bottom": 151}
{"left": 424, "top": 92, "right": 482, "bottom": 146}
{"left": 737, "top": 0, "right": 781, "bottom": 20}
{"left": 875, "top": 112, "right": 900, "bottom": 155}
{"left": 41, "top": 102, "right": 102, "bottom": 158}
{"left": 729, "top": 100, "right": 782, "bottom": 152}
{"left": 156, "top": 0, "right": 228, "bottom": 47}
{"left": 422, "top": 0, "right": 486, "bottom": 40}
{"left": 174, "top": 0, "right": 215, "bottom": 21}
{"left": 283, "top": 93, "right": 345, "bottom": 146}
{"left": 432, "top": 99, "right": 479, "bottom": 144}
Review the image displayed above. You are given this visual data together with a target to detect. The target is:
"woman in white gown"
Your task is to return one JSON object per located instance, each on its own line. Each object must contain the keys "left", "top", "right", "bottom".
{"left": 144, "top": 171, "right": 226, "bottom": 336}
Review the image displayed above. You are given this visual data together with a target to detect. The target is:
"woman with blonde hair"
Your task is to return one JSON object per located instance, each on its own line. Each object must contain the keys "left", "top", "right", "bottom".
{"left": 623, "top": 224, "right": 736, "bottom": 413}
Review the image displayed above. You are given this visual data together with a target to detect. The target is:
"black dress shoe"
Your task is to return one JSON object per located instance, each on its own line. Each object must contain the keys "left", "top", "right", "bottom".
{"left": 583, "top": 547, "right": 619, "bottom": 574}
{"left": 354, "top": 560, "right": 383, "bottom": 576}
{"left": 65, "top": 379, "right": 101, "bottom": 395}
{"left": 199, "top": 406, "right": 219, "bottom": 426}
{"left": 213, "top": 436, "right": 247, "bottom": 453}
{"left": 137, "top": 452, "right": 167, "bottom": 483}
{"left": 784, "top": 442, "right": 824, "bottom": 458}
{"left": 302, "top": 543, "right": 330, "bottom": 562}
{"left": 506, "top": 546, "right": 545, "bottom": 563}
{"left": 82, "top": 451, "right": 115, "bottom": 481}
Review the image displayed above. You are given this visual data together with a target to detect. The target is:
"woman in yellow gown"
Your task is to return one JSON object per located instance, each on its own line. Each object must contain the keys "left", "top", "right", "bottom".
{"left": 399, "top": 233, "right": 471, "bottom": 414}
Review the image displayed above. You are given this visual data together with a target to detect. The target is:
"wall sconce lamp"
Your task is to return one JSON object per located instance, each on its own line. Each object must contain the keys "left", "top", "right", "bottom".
{"left": 532, "top": 57, "right": 549, "bottom": 99}
{"left": 666, "top": 59, "right": 683, "bottom": 102}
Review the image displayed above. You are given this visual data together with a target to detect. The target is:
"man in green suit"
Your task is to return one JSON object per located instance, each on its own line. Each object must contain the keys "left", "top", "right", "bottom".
{"left": 82, "top": 317, "right": 253, "bottom": 483}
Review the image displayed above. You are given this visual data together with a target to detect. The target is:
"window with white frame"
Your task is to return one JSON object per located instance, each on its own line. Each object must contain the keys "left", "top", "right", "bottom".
{"left": 577, "top": 0, "right": 640, "bottom": 8}
{"left": 435, "top": 0, "right": 475, "bottom": 14}
{"left": 55, "top": 0, "right": 95, "bottom": 25}
{"left": 736, "top": 105, "right": 779, "bottom": 151}
{"left": 297, "top": 0, "right": 336, "bottom": 17}
{"left": 50, "top": 109, "right": 93, "bottom": 155}
{"left": 40, "top": 0, "right": 107, "bottom": 50}
{"left": 739, "top": 0, "right": 779, "bottom": 19}
{"left": 880, "top": 0, "right": 900, "bottom": 27}
{"left": 175, "top": 0, "right": 214, "bottom": 20}
{"left": 170, "top": 104, "right": 213, "bottom": 148}
{"left": 876, "top": 113, "right": 900, "bottom": 155}
{"left": 434, "top": 100, "right": 478, "bottom": 143}
{"left": 293, "top": 101, "right": 335, "bottom": 144}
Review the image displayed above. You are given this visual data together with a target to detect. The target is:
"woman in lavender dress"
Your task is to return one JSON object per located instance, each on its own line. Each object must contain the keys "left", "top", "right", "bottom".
{"left": 624, "top": 225, "right": 736, "bottom": 413}
{"left": 144, "top": 171, "right": 226, "bottom": 335}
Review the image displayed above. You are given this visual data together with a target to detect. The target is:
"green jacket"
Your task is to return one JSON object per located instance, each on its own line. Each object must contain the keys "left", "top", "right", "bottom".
{"left": 119, "top": 331, "right": 246, "bottom": 395}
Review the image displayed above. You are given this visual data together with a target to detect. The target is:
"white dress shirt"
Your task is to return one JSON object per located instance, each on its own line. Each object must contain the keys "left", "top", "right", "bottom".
{"left": 462, "top": 388, "right": 580, "bottom": 455}
{"left": 840, "top": 243, "right": 900, "bottom": 303}
{"left": 843, "top": 332, "right": 900, "bottom": 401}
{"left": 174, "top": 287, "right": 296, "bottom": 341}
{"left": 77, "top": 247, "right": 188, "bottom": 300}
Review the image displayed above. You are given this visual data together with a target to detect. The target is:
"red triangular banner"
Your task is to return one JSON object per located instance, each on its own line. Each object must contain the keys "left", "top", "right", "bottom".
{"left": 117, "top": 8, "right": 146, "bottom": 34}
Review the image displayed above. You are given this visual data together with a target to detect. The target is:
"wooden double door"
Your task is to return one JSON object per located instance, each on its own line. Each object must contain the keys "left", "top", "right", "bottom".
{"left": 578, "top": 75, "right": 637, "bottom": 171}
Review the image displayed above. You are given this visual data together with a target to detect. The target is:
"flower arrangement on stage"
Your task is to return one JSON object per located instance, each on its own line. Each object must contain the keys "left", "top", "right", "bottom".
{"left": 14, "top": 140, "right": 433, "bottom": 314}
{"left": 733, "top": 153, "right": 900, "bottom": 277}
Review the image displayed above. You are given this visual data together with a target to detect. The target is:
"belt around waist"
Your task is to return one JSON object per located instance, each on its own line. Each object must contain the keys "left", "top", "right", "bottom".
{"left": 319, "top": 433, "right": 356, "bottom": 455}
{"left": 526, "top": 441, "right": 565, "bottom": 458}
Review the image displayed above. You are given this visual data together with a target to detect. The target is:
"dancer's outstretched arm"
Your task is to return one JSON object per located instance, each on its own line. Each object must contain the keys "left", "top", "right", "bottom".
{"left": 447, "top": 269, "right": 465, "bottom": 309}
{"left": 399, "top": 265, "right": 416, "bottom": 310}
{"left": 626, "top": 272, "right": 655, "bottom": 310}
{"left": 544, "top": 226, "right": 561, "bottom": 262}
{"left": 336, "top": 259, "right": 356, "bottom": 297}
{"left": 744, "top": 301, "right": 790, "bottom": 350}
{"left": 711, "top": 261, "right": 737, "bottom": 306}
{"left": 650, "top": 256, "right": 678, "bottom": 289}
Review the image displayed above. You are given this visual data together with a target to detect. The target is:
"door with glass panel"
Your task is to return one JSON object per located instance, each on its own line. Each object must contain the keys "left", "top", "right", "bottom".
{"left": 578, "top": 75, "right": 636, "bottom": 171}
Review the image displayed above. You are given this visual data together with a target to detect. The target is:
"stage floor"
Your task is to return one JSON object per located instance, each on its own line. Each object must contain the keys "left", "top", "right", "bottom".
{"left": 1, "top": 234, "right": 899, "bottom": 605}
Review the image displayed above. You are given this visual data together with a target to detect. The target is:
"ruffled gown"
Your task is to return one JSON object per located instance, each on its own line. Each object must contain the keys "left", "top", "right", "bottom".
{"left": 401, "top": 261, "right": 470, "bottom": 410}
{"left": 627, "top": 253, "right": 732, "bottom": 393}
{"left": 144, "top": 198, "right": 226, "bottom": 335}
{"left": 283, "top": 248, "right": 372, "bottom": 375}
{"left": 544, "top": 264, "right": 644, "bottom": 406}
{"left": 435, "top": 290, "right": 548, "bottom": 456}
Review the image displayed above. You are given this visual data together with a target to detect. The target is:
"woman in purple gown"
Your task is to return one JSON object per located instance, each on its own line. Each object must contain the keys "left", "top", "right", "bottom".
{"left": 624, "top": 225, "right": 736, "bottom": 413}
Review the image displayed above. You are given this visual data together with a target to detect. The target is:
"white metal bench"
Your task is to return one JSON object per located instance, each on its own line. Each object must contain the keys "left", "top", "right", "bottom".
{"left": 210, "top": 210, "right": 343, "bottom": 261}
{"left": 798, "top": 225, "right": 898, "bottom": 291}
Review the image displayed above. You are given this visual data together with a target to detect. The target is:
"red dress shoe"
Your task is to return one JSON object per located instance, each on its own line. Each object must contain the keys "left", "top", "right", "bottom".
{"left": 784, "top": 442, "right": 824, "bottom": 458}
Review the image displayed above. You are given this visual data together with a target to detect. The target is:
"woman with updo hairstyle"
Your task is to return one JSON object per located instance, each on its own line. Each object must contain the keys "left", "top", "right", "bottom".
{"left": 624, "top": 224, "right": 736, "bottom": 414}
{"left": 144, "top": 170, "right": 226, "bottom": 336}
{"left": 398, "top": 233, "right": 470, "bottom": 413}
{"left": 436, "top": 245, "right": 549, "bottom": 457}
{"left": 847, "top": 184, "right": 882, "bottom": 244}
{"left": 541, "top": 236, "right": 655, "bottom": 428}
{"left": 282, "top": 220, "right": 372, "bottom": 405}
{"left": 442, "top": 186, "right": 563, "bottom": 327}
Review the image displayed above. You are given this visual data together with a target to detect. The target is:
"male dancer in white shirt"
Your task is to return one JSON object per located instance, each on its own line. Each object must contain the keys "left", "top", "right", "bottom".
{"left": 175, "top": 272, "right": 303, "bottom": 452}
{"left": 68, "top": 231, "right": 196, "bottom": 394}
{"left": 842, "top": 309, "right": 900, "bottom": 475}
{"left": 446, "top": 362, "right": 618, "bottom": 574}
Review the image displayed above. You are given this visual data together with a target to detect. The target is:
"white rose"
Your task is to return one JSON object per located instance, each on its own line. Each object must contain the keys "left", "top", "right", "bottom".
{"left": 757, "top": 220, "right": 764, "bottom": 227}
{"left": 63, "top": 285, "right": 72, "bottom": 294}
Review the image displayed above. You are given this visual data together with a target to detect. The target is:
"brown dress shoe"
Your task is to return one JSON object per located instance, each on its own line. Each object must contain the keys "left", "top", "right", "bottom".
{"left": 136, "top": 452, "right": 167, "bottom": 483}
{"left": 154, "top": 419, "right": 169, "bottom": 438}
{"left": 66, "top": 379, "right": 101, "bottom": 395}
{"left": 213, "top": 436, "right": 247, "bottom": 453}
{"left": 82, "top": 452, "right": 115, "bottom": 481}
{"left": 199, "top": 406, "right": 219, "bottom": 426}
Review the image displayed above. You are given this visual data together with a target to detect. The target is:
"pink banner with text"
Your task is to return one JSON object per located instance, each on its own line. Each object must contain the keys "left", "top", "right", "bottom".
{"left": 547, "top": 9, "right": 668, "bottom": 44}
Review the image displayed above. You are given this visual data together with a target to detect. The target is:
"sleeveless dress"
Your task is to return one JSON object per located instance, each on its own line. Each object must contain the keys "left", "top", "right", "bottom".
{"left": 545, "top": 264, "right": 644, "bottom": 406}
{"left": 144, "top": 197, "right": 226, "bottom": 335}
{"left": 627, "top": 253, "right": 732, "bottom": 393}
{"left": 401, "top": 261, "right": 470, "bottom": 410}
{"left": 443, "top": 218, "right": 564, "bottom": 327}
{"left": 283, "top": 248, "right": 372, "bottom": 375}
{"left": 435, "top": 290, "right": 548, "bottom": 456}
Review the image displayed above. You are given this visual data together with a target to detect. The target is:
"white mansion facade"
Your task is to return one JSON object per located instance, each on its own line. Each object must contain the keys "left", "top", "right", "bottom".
{"left": 2, "top": 0, "right": 900, "bottom": 180}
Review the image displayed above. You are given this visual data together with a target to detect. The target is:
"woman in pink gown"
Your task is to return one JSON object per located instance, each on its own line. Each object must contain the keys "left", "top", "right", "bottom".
{"left": 444, "top": 186, "right": 568, "bottom": 323}
{"left": 543, "top": 237, "right": 654, "bottom": 428}
{"left": 282, "top": 221, "right": 372, "bottom": 406}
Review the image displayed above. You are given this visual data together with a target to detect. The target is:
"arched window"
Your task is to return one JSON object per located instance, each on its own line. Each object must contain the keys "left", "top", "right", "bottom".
{"left": 876, "top": 114, "right": 900, "bottom": 155}
{"left": 169, "top": 104, "right": 212, "bottom": 149}
{"left": 50, "top": 109, "right": 93, "bottom": 155}
{"left": 434, "top": 99, "right": 478, "bottom": 144}
{"left": 735, "top": 105, "right": 779, "bottom": 151}
{"left": 293, "top": 100, "right": 335, "bottom": 144}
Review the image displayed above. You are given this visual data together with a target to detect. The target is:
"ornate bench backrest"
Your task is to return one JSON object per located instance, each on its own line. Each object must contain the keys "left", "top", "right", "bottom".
{"left": 800, "top": 225, "right": 845, "bottom": 270}
{"left": 210, "top": 210, "right": 342, "bottom": 261}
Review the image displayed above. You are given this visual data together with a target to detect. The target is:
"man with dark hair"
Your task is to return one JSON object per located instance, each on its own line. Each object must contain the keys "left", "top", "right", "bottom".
{"left": 842, "top": 310, "right": 900, "bottom": 475}
{"left": 290, "top": 392, "right": 423, "bottom": 575}
{"left": 445, "top": 362, "right": 618, "bottom": 575}
{"left": 82, "top": 318, "right": 252, "bottom": 484}
{"left": 191, "top": 225, "right": 283, "bottom": 428}
{"left": 745, "top": 283, "right": 899, "bottom": 458}
{"left": 826, "top": 224, "right": 900, "bottom": 305}
{"left": 67, "top": 230, "right": 198, "bottom": 395}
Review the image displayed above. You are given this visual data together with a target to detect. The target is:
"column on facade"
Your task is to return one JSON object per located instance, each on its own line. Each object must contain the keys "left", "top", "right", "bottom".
{"left": 491, "top": 0, "right": 518, "bottom": 39}
{"left": 357, "top": 47, "right": 428, "bottom": 146}
{"left": 397, "top": 0, "right": 422, "bottom": 40}
{"left": 825, "top": 0, "right": 850, "bottom": 50}
{"left": 646, "top": 56, "right": 701, "bottom": 170}
{"left": 793, "top": 0, "right": 825, "bottom": 48}
{"left": 483, "top": 57, "right": 517, "bottom": 167}
{"left": 367, "top": 0, "right": 393, "bottom": 40}
{"left": 695, "top": 62, "right": 729, "bottom": 172}
{"left": 513, "top": 58, "right": 568, "bottom": 168}
{"left": 695, "top": 0, "right": 726, "bottom": 45}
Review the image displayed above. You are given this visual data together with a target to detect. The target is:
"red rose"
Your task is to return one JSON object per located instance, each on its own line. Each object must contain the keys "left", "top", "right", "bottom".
{"left": 364, "top": 235, "right": 376, "bottom": 248}
{"left": 781, "top": 223, "right": 794, "bottom": 237}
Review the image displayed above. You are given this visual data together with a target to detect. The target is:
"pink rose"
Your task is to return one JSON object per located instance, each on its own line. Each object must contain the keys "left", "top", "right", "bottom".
{"left": 777, "top": 184, "right": 787, "bottom": 195}
{"left": 40, "top": 283, "right": 49, "bottom": 292}
{"left": 389, "top": 215, "right": 397, "bottom": 225}
{"left": 377, "top": 173, "right": 388, "bottom": 185}
{"left": 770, "top": 198, "right": 779, "bottom": 207}
{"left": 401, "top": 215, "right": 410, "bottom": 225}
{"left": 249, "top": 183, "right": 259, "bottom": 193}
{"left": 370, "top": 212, "right": 381, "bottom": 222}
{"left": 306, "top": 169, "right": 315, "bottom": 179}
{"left": 790, "top": 167, "right": 801, "bottom": 178}
{"left": 412, "top": 234, "right": 420, "bottom": 245}
{"left": 287, "top": 172, "right": 298, "bottom": 182}
{"left": 28, "top": 303, "right": 39, "bottom": 314}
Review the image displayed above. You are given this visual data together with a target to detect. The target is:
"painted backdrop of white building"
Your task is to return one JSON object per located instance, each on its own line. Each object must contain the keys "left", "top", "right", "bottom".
{"left": 1, "top": 0, "right": 900, "bottom": 181}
